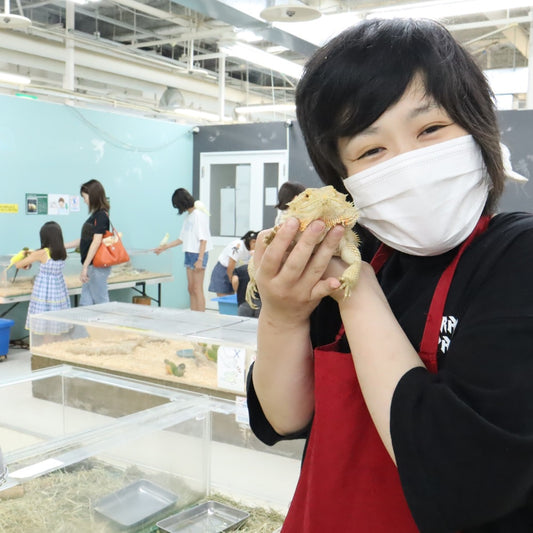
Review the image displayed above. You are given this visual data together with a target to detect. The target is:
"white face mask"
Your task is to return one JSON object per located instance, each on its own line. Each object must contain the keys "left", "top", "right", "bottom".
{"left": 343, "top": 135, "right": 491, "bottom": 256}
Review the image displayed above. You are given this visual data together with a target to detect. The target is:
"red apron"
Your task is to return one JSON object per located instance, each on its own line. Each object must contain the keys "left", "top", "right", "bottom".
{"left": 281, "top": 217, "right": 490, "bottom": 532}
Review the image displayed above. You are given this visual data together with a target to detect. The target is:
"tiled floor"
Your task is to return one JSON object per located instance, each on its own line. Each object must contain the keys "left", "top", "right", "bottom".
{"left": 0, "top": 347, "right": 31, "bottom": 381}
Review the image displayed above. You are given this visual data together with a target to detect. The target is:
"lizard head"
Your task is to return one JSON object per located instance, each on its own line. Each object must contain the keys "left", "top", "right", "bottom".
{"left": 284, "top": 185, "right": 359, "bottom": 231}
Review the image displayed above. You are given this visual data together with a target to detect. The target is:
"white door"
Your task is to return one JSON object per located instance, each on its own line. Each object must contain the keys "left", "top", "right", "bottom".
{"left": 199, "top": 150, "right": 288, "bottom": 307}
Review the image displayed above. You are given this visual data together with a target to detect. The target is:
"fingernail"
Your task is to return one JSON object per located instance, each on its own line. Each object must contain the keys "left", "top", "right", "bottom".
{"left": 285, "top": 217, "right": 299, "bottom": 230}
{"left": 310, "top": 220, "right": 325, "bottom": 233}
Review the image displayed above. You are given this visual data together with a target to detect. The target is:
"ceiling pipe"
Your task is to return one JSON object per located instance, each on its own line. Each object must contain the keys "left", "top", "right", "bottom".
{"left": 169, "top": 0, "right": 318, "bottom": 57}
{"left": 0, "top": 31, "right": 269, "bottom": 114}
{"left": 63, "top": 0, "right": 74, "bottom": 91}
{"left": 526, "top": 10, "right": 533, "bottom": 109}
{"left": 218, "top": 53, "right": 225, "bottom": 120}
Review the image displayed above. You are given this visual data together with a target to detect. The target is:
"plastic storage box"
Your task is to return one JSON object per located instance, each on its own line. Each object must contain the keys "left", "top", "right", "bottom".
{"left": 212, "top": 294, "right": 239, "bottom": 315}
{"left": 0, "top": 318, "right": 14, "bottom": 356}
{"left": 30, "top": 302, "right": 257, "bottom": 396}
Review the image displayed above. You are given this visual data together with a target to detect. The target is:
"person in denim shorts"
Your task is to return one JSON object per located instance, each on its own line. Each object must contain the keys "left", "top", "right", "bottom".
{"left": 155, "top": 188, "right": 212, "bottom": 311}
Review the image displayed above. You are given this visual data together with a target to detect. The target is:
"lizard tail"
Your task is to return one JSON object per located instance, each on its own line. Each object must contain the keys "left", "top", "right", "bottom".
{"left": 245, "top": 258, "right": 259, "bottom": 309}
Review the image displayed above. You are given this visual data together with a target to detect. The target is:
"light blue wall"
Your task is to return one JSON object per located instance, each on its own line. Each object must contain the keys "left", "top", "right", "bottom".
{"left": 0, "top": 94, "right": 194, "bottom": 339}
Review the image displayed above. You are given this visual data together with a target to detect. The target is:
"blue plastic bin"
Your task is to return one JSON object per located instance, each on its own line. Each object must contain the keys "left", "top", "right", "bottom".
{"left": 0, "top": 318, "right": 15, "bottom": 356}
{"left": 211, "top": 294, "right": 238, "bottom": 316}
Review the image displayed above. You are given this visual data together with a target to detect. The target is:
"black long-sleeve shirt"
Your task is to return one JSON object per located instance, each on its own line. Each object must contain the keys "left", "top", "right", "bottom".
{"left": 247, "top": 212, "right": 533, "bottom": 532}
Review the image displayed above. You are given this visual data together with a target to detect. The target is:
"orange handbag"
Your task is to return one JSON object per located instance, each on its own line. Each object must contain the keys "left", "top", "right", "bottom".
{"left": 93, "top": 222, "right": 130, "bottom": 268}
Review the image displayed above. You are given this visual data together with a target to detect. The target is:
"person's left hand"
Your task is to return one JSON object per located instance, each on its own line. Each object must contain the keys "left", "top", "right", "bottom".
{"left": 194, "top": 259, "right": 203, "bottom": 270}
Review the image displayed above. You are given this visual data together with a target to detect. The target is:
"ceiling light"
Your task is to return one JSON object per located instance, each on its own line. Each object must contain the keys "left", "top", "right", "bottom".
{"left": 173, "top": 108, "right": 221, "bottom": 122}
{"left": 236, "top": 29, "right": 262, "bottom": 43}
{"left": 0, "top": 72, "right": 31, "bottom": 85}
{"left": 235, "top": 103, "right": 296, "bottom": 114}
{"left": 266, "top": 45, "right": 288, "bottom": 54}
{"left": 367, "top": 0, "right": 533, "bottom": 20}
{"left": 219, "top": 42, "right": 303, "bottom": 79}
{"left": 260, "top": 2, "right": 321, "bottom": 22}
{"left": 0, "top": 0, "right": 31, "bottom": 28}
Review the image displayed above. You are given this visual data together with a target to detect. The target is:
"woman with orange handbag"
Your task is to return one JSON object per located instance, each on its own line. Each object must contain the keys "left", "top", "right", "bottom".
{"left": 65, "top": 179, "right": 111, "bottom": 305}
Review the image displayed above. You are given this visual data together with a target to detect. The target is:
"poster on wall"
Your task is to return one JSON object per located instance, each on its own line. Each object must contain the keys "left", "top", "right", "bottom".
{"left": 25, "top": 194, "right": 48, "bottom": 215}
{"left": 48, "top": 194, "right": 70, "bottom": 215}
{"left": 70, "top": 195, "right": 80, "bottom": 212}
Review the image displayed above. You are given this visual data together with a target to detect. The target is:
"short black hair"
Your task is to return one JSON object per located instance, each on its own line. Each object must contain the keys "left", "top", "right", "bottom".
{"left": 296, "top": 18, "right": 504, "bottom": 214}
{"left": 275, "top": 181, "right": 306, "bottom": 210}
{"left": 241, "top": 230, "right": 259, "bottom": 250}
{"left": 171, "top": 188, "right": 195, "bottom": 214}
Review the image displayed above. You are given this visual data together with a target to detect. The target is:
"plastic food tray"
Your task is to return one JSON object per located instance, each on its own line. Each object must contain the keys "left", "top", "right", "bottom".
{"left": 156, "top": 501, "right": 250, "bottom": 532}
{"left": 94, "top": 479, "right": 177, "bottom": 528}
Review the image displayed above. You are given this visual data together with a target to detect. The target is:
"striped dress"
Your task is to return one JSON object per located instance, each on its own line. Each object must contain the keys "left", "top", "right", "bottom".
{"left": 26, "top": 250, "right": 71, "bottom": 334}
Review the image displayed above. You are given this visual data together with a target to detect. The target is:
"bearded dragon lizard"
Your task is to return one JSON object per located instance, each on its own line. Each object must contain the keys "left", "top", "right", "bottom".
{"left": 246, "top": 185, "right": 361, "bottom": 308}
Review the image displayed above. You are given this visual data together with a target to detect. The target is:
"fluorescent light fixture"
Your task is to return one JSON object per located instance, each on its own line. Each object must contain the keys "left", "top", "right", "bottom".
{"left": 235, "top": 29, "right": 262, "bottom": 43}
{"left": 219, "top": 42, "right": 303, "bottom": 79}
{"left": 173, "top": 108, "right": 221, "bottom": 122}
{"left": 0, "top": 72, "right": 31, "bottom": 85}
{"left": 267, "top": 45, "right": 289, "bottom": 54}
{"left": 367, "top": 0, "right": 533, "bottom": 20}
{"left": 274, "top": 12, "right": 362, "bottom": 46}
{"left": 235, "top": 103, "right": 296, "bottom": 114}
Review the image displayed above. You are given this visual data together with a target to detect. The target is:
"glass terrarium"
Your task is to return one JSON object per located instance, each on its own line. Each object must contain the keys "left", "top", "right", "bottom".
{"left": 0, "top": 366, "right": 304, "bottom": 532}
{"left": 0, "top": 365, "right": 210, "bottom": 532}
{"left": 106, "top": 248, "right": 173, "bottom": 293}
{"left": 0, "top": 253, "right": 80, "bottom": 303}
{"left": 30, "top": 302, "right": 258, "bottom": 396}
{"left": 0, "top": 249, "right": 172, "bottom": 304}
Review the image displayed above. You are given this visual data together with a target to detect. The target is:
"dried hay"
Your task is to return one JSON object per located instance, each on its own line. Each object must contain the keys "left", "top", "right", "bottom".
{"left": 0, "top": 461, "right": 286, "bottom": 532}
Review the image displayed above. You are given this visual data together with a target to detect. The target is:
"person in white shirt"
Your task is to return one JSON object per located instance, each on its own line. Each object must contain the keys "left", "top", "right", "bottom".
{"left": 155, "top": 188, "right": 212, "bottom": 311}
{"left": 208, "top": 231, "right": 258, "bottom": 296}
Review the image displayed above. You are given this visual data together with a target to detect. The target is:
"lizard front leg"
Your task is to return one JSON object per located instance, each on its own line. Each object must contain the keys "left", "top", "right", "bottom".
{"left": 338, "top": 239, "right": 362, "bottom": 298}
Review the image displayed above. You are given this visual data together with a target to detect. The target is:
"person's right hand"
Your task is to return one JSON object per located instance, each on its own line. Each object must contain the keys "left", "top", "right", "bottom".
{"left": 253, "top": 217, "right": 343, "bottom": 327}
{"left": 80, "top": 266, "right": 89, "bottom": 283}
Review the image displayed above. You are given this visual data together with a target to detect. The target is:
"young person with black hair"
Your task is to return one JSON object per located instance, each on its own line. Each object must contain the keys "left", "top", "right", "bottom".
{"left": 275, "top": 181, "right": 306, "bottom": 225}
{"left": 155, "top": 188, "right": 212, "bottom": 311}
{"left": 247, "top": 18, "right": 533, "bottom": 533}
{"left": 16, "top": 221, "right": 70, "bottom": 334}
{"left": 208, "top": 230, "right": 258, "bottom": 297}
{"left": 66, "top": 179, "right": 111, "bottom": 305}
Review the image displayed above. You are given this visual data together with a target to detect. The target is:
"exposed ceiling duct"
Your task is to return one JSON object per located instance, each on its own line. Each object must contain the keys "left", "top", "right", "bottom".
{"left": 0, "top": 1, "right": 529, "bottom": 122}
{"left": 159, "top": 86, "right": 185, "bottom": 109}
